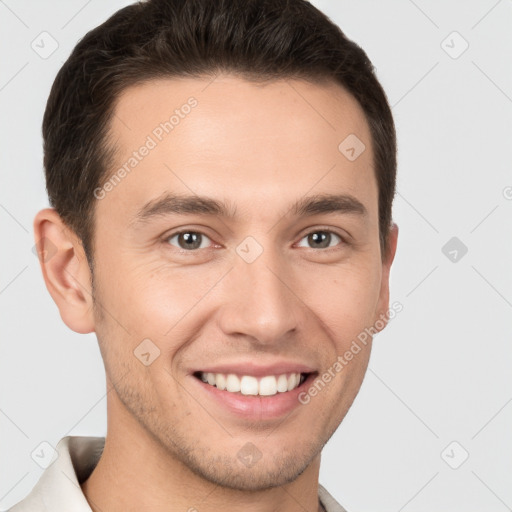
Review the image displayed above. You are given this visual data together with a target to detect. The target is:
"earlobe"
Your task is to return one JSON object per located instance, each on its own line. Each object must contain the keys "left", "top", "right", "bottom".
{"left": 33, "top": 208, "right": 95, "bottom": 334}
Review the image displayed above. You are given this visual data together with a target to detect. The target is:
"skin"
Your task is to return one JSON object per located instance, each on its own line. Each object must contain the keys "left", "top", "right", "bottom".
{"left": 34, "top": 74, "right": 398, "bottom": 512}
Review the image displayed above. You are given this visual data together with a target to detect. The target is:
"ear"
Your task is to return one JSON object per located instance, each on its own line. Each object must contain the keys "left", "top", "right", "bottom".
{"left": 373, "top": 222, "right": 399, "bottom": 332}
{"left": 33, "top": 208, "right": 95, "bottom": 334}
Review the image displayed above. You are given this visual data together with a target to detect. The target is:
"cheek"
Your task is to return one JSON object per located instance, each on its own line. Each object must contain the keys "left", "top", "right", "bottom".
{"left": 95, "top": 240, "right": 382, "bottom": 351}
{"left": 295, "top": 260, "right": 382, "bottom": 344}
{"left": 101, "top": 258, "right": 227, "bottom": 340}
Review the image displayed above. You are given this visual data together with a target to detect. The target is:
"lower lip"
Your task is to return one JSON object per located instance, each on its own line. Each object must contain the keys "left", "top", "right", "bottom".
{"left": 190, "top": 373, "right": 317, "bottom": 421}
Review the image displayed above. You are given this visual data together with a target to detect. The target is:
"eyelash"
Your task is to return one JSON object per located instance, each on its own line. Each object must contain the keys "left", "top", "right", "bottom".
{"left": 164, "top": 228, "right": 348, "bottom": 253}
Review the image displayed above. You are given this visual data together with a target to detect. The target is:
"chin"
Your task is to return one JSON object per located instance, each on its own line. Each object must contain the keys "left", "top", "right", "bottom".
{"left": 166, "top": 436, "right": 321, "bottom": 492}
{"left": 191, "top": 455, "right": 313, "bottom": 491}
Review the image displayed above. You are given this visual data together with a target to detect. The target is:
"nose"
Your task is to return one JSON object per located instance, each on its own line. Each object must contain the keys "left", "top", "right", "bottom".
{"left": 216, "top": 244, "right": 302, "bottom": 346}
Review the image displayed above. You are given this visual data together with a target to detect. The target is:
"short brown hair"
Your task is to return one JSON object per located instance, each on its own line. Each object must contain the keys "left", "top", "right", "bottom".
{"left": 43, "top": 0, "right": 396, "bottom": 270}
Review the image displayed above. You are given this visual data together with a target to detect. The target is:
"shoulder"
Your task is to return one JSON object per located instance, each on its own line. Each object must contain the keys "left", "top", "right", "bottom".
{"left": 6, "top": 436, "right": 105, "bottom": 512}
{"left": 318, "top": 483, "right": 350, "bottom": 512}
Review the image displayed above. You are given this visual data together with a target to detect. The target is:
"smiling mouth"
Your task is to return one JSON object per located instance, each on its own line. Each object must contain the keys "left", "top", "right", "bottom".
{"left": 193, "top": 371, "right": 313, "bottom": 396}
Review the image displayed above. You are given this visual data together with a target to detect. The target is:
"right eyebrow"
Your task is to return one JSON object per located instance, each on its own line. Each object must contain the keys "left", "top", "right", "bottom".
{"left": 129, "top": 192, "right": 238, "bottom": 227}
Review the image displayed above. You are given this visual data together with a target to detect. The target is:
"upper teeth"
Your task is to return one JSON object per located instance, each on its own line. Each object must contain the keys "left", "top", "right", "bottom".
{"left": 199, "top": 372, "right": 304, "bottom": 396}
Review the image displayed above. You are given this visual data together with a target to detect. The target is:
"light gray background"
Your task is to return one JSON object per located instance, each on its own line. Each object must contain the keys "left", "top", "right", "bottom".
{"left": 1, "top": 1, "right": 511, "bottom": 510}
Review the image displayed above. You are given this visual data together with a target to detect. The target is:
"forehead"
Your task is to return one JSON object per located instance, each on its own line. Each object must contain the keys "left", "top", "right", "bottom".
{"left": 99, "top": 74, "right": 377, "bottom": 226}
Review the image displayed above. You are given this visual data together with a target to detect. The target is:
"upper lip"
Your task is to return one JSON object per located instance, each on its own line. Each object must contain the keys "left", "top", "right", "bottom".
{"left": 192, "top": 361, "right": 316, "bottom": 378}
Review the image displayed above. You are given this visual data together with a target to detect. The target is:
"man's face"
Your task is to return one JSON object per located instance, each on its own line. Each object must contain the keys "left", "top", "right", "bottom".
{"left": 90, "top": 75, "right": 393, "bottom": 490}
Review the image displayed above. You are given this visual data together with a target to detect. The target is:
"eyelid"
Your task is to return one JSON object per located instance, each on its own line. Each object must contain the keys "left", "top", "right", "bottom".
{"left": 298, "top": 224, "right": 350, "bottom": 241}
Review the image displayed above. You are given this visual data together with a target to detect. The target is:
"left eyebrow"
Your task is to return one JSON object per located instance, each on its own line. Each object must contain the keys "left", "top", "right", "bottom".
{"left": 129, "top": 191, "right": 367, "bottom": 228}
{"left": 291, "top": 193, "right": 367, "bottom": 218}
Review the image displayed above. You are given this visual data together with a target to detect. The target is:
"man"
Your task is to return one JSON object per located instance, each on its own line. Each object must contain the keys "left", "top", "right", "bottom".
{"left": 11, "top": 0, "right": 398, "bottom": 510}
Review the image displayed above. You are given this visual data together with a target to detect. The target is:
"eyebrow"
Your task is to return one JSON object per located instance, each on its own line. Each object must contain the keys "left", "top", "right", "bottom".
{"left": 130, "top": 191, "right": 367, "bottom": 227}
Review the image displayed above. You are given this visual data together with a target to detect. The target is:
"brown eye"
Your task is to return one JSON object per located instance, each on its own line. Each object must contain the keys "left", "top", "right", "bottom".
{"left": 166, "top": 231, "right": 211, "bottom": 250}
{"left": 297, "top": 230, "right": 343, "bottom": 249}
